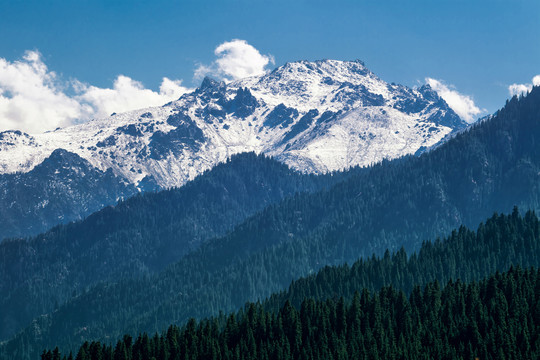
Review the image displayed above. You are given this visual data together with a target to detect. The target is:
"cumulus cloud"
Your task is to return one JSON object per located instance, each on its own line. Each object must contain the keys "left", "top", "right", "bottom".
{"left": 508, "top": 75, "right": 540, "bottom": 97}
{"left": 0, "top": 50, "right": 87, "bottom": 133}
{"left": 0, "top": 51, "right": 191, "bottom": 133}
{"left": 508, "top": 83, "right": 532, "bottom": 97}
{"left": 426, "top": 78, "right": 485, "bottom": 123}
{"left": 195, "top": 39, "right": 274, "bottom": 82}
{"left": 76, "top": 75, "right": 190, "bottom": 119}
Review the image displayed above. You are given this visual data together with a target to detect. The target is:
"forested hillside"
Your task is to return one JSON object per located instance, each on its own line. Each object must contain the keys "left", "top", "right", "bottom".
{"left": 262, "top": 208, "right": 540, "bottom": 310}
{"left": 6, "top": 209, "right": 540, "bottom": 360}
{"left": 0, "top": 152, "right": 348, "bottom": 341}
{"left": 43, "top": 245, "right": 540, "bottom": 359}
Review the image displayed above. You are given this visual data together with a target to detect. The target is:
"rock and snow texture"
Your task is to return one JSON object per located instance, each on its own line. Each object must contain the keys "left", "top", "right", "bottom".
{"left": 0, "top": 60, "right": 467, "bottom": 189}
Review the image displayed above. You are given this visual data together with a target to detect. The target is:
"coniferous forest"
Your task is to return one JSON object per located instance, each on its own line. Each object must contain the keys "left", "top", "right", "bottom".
{"left": 43, "top": 256, "right": 540, "bottom": 359}
{"left": 12, "top": 208, "right": 540, "bottom": 360}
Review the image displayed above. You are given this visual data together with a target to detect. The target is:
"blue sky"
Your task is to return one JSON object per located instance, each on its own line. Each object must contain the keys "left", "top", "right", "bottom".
{"left": 0, "top": 0, "right": 538, "bottom": 132}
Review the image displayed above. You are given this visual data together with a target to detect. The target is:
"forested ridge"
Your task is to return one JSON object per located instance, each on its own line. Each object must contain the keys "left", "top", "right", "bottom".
{"left": 43, "top": 260, "right": 540, "bottom": 359}
{"left": 263, "top": 208, "right": 540, "bottom": 312}
{"left": 5, "top": 208, "right": 540, "bottom": 360}
{"left": 0, "top": 152, "right": 349, "bottom": 341}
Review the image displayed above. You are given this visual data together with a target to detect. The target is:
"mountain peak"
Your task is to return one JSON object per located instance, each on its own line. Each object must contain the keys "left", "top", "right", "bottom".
{"left": 265, "top": 59, "right": 371, "bottom": 81}
{"left": 199, "top": 76, "right": 226, "bottom": 91}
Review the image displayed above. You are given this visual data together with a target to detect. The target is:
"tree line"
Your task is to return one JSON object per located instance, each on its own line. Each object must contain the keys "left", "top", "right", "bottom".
{"left": 43, "top": 266, "right": 540, "bottom": 360}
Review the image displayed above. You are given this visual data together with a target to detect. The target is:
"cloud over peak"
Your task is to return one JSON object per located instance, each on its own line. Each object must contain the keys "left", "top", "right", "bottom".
{"left": 0, "top": 40, "right": 273, "bottom": 133}
{"left": 195, "top": 39, "right": 275, "bottom": 82}
{"left": 426, "top": 78, "right": 485, "bottom": 124}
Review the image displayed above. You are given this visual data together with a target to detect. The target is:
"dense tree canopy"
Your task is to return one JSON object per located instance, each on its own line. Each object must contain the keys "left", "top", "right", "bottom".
{"left": 5, "top": 209, "right": 540, "bottom": 359}
{"left": 44, "top": 267, "right": 540, "bottom": 360}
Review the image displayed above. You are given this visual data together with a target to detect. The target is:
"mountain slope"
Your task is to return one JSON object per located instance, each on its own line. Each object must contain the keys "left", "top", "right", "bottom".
{"left": 0, "top": 60, "right": 466, "bottom": 239}
{"left": 263, "top": 209, "right": 540, "bottom": 311}
{"left": 0, "top": 152, "right": 349, "bottom": 341}
{"left": 45, "top": 266, "right": 540, "bottom": 359}
{"left": 8, "top": 208, "right": 540, "bottom": 360}
{"left": 1, "top": 88, "right": 538, "bottom": 359}
{"left": 0, "top": 149, "right": 137, "bottom": 240}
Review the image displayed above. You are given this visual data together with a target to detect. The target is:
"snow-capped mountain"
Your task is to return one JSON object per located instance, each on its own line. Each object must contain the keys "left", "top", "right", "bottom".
{"left": 0, "top": 59, "right": 466, "bottom": 189}
{"left": 0, "top": 60, "right": 468, "bottom": 239}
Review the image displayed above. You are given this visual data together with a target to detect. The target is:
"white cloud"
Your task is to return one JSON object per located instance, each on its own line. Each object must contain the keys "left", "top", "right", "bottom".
{"left": 426, "top": 78, "right": 485, "bottom": 123}
{"left": 509, "top": 75, "right": 540, "bottom": 97}
{"left": 508, "top": 83, "right": 532, "bottom": 97}
{"left": 195, "top": 39, "right": 274, "bottom": 82}
{"left": 0, "top": 50, "right": 87, "bottom": 133}
{"left": 0, "top": 51, "right": 191, "bottom": 133}
{"left": 159, "top": 77, "right": 188, "bottom": 98}
{"left": 76, "top": 75, "right": 190, "bottom": 119}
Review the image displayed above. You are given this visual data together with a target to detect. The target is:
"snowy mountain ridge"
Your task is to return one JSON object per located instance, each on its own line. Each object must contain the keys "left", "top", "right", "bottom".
{"left": 0, "top": 59, "right": 467, "bottom": 189}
